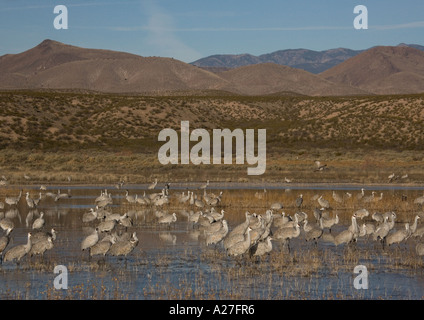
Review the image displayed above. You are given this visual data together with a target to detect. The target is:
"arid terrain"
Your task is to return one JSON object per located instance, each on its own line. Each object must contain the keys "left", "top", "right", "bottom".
{"left": 0, "top": 90, "right": 423, "bottom": 185}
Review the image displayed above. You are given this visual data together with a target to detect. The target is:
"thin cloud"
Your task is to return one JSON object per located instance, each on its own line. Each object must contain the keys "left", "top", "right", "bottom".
{"left": 372, "top": 21, "right": 424, "bottom": 30}
{"left": 141, "top": 2, "right": 202, "bottom": 62}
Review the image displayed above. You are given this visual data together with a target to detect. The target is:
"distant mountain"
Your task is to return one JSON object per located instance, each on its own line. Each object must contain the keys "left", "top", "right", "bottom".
{"left": 0, "top": 39, "right": 366, "bottom": 96}
{"left": 218, "top": 63, "right": 367, "bottom": 96}
{"left": 0, "top": 39, "right": 231, "bottom": 93}
{"left": 1, "top": 40, "right": 423, "bottom": 96}
{"left": 191, "top": 44, "right": 424, "bottom": 74}
{"left": 320, "top": 46, "right": 424, "bottom": 95}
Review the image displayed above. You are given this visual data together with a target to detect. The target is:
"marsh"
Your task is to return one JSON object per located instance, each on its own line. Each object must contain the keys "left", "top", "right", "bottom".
{"left": 0, "top": 184, "right": 424, "bottom": 300}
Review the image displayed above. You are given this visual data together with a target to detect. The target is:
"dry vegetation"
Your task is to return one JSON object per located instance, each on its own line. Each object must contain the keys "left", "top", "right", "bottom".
{"left": 0, "top": 90, "right": 424, "bottom": 184}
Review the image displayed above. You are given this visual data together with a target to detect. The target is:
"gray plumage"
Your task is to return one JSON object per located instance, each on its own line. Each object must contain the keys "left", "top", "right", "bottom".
{"left": 334, "top": 216, "right": 357, "bottom": 246}
{"left": 227, "top": 227, "right": 252, "bottom": 257}
{"left": 108, "top": 232, "right": 139, "bottom": 256}
{"left": 270, "top": 202, "right": 283, "bottom": 210}
{"left": 0, "top": 218, "right": 14, "bottom": 232}
{"left": 354, "top": 208, "right": 369, "bottom": 220}
{"left": 206, "top": 220, "right": 229, "bottom": 246}
{"left": 0, "top": 228, "right": 12, "bottom": 260}
{"left": 317, "top": 196, "right": 330, "bottom": 209}
{"left": 32, "top": 228, "right": 57, "bottom": 244}
{"left": 295, "top": 194, "right": 303, "bottom": 208}
{"left": 416, "top": 243, "right": 424, "bottom": 256}
{"left": 319, "top": 214, "right": 339, "bottom": 232}
{"left": 5, "top": 190, "right": 22, "bottom": 206}
{"left": 250, "top": 236, "right": 273, "bottom": 257}
{"left": 97, "top": 220, "right": 116, "bottom": 233}
{"left": 83, "top": 208, "right": 98, "bottom": 223}
{"left": 158, "top": 212, "right": 177, "bottom": 226}
{"left": 81, "top": 228, "right": 99, "bottom": 251}
{"left": 386, "top": 223, "right": 411, "bottom": 246}
{"left": 29, "top": 236, "right": 54, "bottom": 257}
{"left": 372, "top": 212, "right": 384, "bottom": 223}
{"left": 332, "top": 191, "right": 343, "bottom": 203}
{"left": 4, "top": 232, "right": 32, "bottom": 262}
{"left": 32, "top": 212, "right": 45, "bottom": 230}
{"left": 90, "top": 234, "right": 116, "bottom": 256}
{"left": 274, "top": 223, "right": 301, "bottom": 242}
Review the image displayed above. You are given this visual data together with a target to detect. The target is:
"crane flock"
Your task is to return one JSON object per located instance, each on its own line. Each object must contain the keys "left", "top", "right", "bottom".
{"left": 1, "top": 181, "right": 424, "bottom": 267}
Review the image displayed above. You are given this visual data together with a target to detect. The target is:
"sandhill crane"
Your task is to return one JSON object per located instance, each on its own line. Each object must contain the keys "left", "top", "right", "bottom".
{"left": 25, "top": 192, "right": 37, "bottom": 209}
{"left": 361, "top": 223, "right": 376, "bottom": 237}
{"left": 227, "top": 227, "right": 252, "bottom": 257}
{"left": 208, "top": 191, "right": 223, "bottom": 207}
{"left": 313, "top": 208, "right": 324, "bottom": 224}
{"left": 303, "top": 219, "right": 323, "bottom": 244}
{"left": 5, "top": 190, "right": 22, "bottom": 207}
{"left": 0, "top": 218, "right": 14, "bottom": 232}
{"left": 273, "top": 211, "right": 292, "bottom": 228}
{"left": 314, "top": 160, "right": 327, "bottom": 171}
{"left": 362, "top": 191, "right": 375, "bottom": 203}
{"left": 4, "top": 232, "right": 32, "bottom": 263}
{"left": 356, "top": 188, "right": 365, "bottom": 201}
{"left": 203, "top": 219, "right": 226, "bottom": 235}
{"left": 119, "top": 213, "right": 133, "bottom": 229}
{"left": 0, "top": 228, "right": 12, "bottom": 263}
{"left": 274, "top": 223, "right": 301, "bottom": 252}
{"left": 334, "top": 216, "right": 358, "bottom": 246}
{"left": 410, "top": 215, "right": 420, "bottom": 234}
{"left": 95, "top": 189, "right": 108, "bottom": 203}
{"left": 97, "top": 220, "right": 116, "bottom": 233}
{"left": 374, "top": 193, "right": 383, "bottom": 202}
{"left": 270, "top": 201, "right": 283, "bottom": 211}
{"left": 295, "top": 211, "right": 307, "bottom": 223}
{"left": 250, "top": 236, "right": 273, "bottom": 257}
{"left": 90, "top": 234, "right": 116, "bottom": 257}
{"left": 125, "top": 190, "right": 137, "bottom": 204}
{"left": 285, "top": 177, "right": 292, "bottom": 183}
{"left": 249, "top": 218, "right": 266, "bottom": 246}
{"left": 223, "top": 214, "right": 251, "bottom": 250}
{"left": 81, "top": 228, "right": 99, "bottom": 251}
{"left": 54, "top": 189, "right": 71, "bottom": 201}
{"left": 194, "top": 195, "right": 205, "bottom": 208}
{"left": 386, "top": 223, "right": 411, "bottom": 246}
{"left": 255, "top": 189, "right": 267, "bottom": 200}
{"left": 29, "top": 236, "right": 54, "bottom": 258}
{"left": 32, "top": 228, "right": 57, "bottom": 244}
{"left": 179, "top": 191, "right": 191, "bottom": 204}
{"left": 416, "top": 243, "right": 424, "bottom": 256}
{"left": 199, "top": 180, "right": 209, "bottom": 190}
{"left": 32, "top": 212, "right": 45, "bottom": 230}
{"left": 319, "top": 214, "right": 339, "bottom": 233}
{"left": 388, "top": 173, "right": 396, "bottom": 183}
{"left": 354, "top": 208, "right": 370, "bottom": 220}
{"left": 372, "top": 212, "right": 384, "bottom": 223}
{"left": 373, "top": 217, "right": 391, "bottom": 246}
{"left": 83, "top": 208, "right": 98, "bottom": 223}
{"left": 206, "top": 220, "right": 229, "bottom": 246}
{"left": 317, "top": 196, "right": 330, "bottom": 209}
{"left": 108, "top": 232, "right": 139, "bottom": 257}
{"left": 295, "top": 194, "right": 303, "bottom": 208}
{"left": 148, "top": 178, "right": 158, "bottom": 190}
{"left": 207, "top": 209, "right": 225, "bottom": 222}
{"left": 158, "top": 212, "right": 177, "bottom": 227}
{"left": 332, "top": 191, "right": 343, "bottom": 204}
{"left": 414, "top": 193, "right": 424, "bottom": 205}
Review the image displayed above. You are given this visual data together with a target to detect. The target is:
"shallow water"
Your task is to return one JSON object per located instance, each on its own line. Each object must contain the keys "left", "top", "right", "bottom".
{"left": 0, "top": 185, "right": 424, "bottom": 300}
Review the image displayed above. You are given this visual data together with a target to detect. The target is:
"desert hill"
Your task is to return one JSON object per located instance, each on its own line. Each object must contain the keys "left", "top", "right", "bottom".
{"left": 321, "top": 46, "right": 424, "bottom": 95}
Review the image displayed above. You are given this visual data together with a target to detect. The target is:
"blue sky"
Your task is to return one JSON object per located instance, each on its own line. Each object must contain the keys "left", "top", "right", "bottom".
{"left": 1, "top": 0, "right": 424, "bottom": 63}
